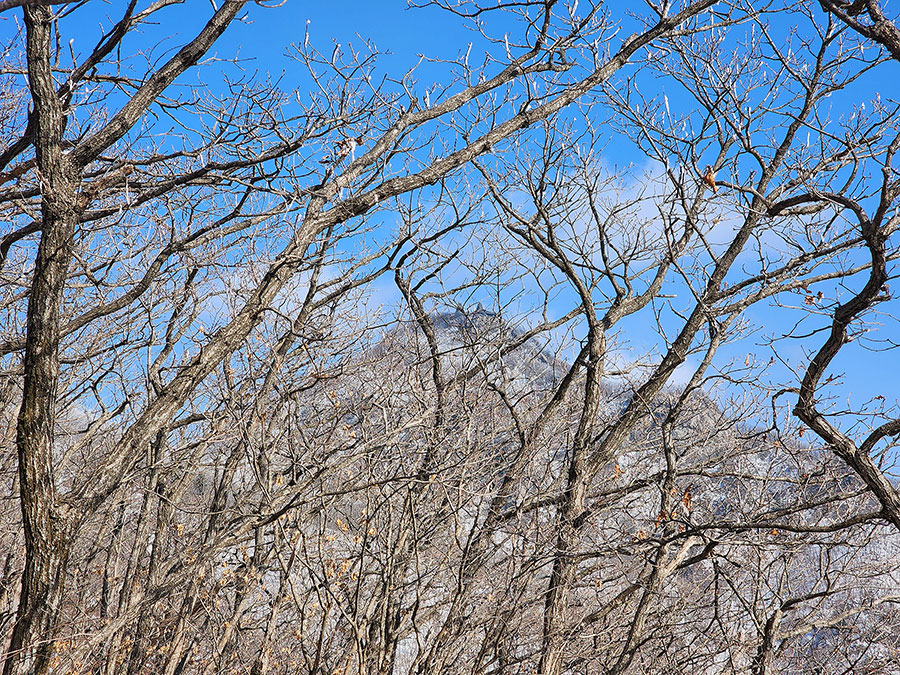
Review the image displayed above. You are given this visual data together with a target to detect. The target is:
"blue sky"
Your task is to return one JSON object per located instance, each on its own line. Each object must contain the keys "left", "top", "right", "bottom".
{"left": 7, "top": 1, "right": 898, "bottom": 434}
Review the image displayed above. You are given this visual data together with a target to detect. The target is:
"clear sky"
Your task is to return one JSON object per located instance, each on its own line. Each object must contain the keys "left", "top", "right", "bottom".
{"left": 8, "top": 1, "right": 899, "bottom": 432}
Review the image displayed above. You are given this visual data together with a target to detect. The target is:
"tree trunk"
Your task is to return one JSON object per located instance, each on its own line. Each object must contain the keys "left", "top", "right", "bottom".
{"left": 4, "top": 6, "right": 78, "bottom": 675}
{"left": 537, "top": 472, "right": 589, "bottom": 675}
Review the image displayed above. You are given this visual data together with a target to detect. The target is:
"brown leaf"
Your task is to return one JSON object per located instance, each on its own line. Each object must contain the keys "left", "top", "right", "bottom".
{"left": 702, "top": 165, "right": 717, "bottom": 193}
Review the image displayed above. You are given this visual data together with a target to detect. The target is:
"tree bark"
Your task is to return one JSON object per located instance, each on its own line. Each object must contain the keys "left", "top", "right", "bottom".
{"left": 4, "top": 6, "right": 78, "bottom": 675}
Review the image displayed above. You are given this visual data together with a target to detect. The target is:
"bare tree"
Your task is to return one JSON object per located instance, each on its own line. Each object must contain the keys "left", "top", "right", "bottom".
{"left": 2, "top": 1, "right": 900, "bottom": 674}
{"left": 788, "top": 0, "right": 900, "bottom": 538}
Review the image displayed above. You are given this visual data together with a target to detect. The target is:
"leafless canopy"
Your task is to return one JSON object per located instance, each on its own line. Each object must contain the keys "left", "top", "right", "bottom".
{"left": 2, "top": 1, "right": 900, "bottom": 674}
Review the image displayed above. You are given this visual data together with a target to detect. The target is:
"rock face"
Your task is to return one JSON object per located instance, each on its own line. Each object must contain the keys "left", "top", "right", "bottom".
{"left": 395, "top": 305, "right": 566, "bottom": 393}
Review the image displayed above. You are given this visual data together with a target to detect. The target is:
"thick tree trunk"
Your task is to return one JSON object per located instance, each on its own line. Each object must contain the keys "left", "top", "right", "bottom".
{"left": 3, "top": 6, "right": 78, "bottom": 675}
